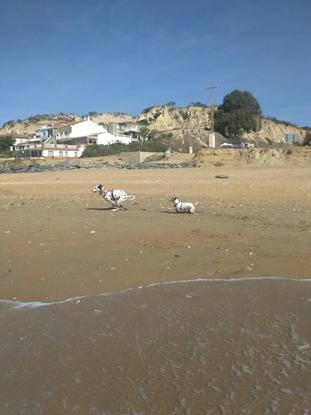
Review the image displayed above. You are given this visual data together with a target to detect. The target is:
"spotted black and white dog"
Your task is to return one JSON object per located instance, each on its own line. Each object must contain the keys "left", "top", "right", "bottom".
{"left": 92, "top": 184, "right": 135, "bottom": 211}
{"left": 170, "top": 196, "right": 197, "bottom": 214}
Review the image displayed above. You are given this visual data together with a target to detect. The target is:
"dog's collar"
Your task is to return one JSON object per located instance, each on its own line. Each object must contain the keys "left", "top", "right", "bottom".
{"left": 173, "top": 200, "right": 180, "bottom": 206}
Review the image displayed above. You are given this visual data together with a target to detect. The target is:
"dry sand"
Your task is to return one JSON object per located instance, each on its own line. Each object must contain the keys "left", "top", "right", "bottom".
{"left": 1, "top": 164, "right": 311, "bottom": 414}
{"left": 0, "top": 165, "right": 310, "bottom": 302}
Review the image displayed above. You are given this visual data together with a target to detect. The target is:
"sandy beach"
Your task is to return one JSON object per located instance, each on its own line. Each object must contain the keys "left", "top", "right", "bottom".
{"left": 1, "top": 164, "right": 311, "bottom": 414}
{"left": 1, "top": 164, "right": 310, "bottom": 301}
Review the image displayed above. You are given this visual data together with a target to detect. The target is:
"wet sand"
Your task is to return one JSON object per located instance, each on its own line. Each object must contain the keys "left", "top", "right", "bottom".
{"left": 0, "top": 279, "right": 310, "bottom": 414}
{"left": 0, "top": 166, "right": 311, "bottom": 414}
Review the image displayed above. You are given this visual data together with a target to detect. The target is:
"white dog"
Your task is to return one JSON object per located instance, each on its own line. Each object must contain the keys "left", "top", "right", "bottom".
{"left": 170, "top": 196, "right": 197, "bottom": 214}
{"left": 92, "top": 184, "right": 135, "bottom": 211}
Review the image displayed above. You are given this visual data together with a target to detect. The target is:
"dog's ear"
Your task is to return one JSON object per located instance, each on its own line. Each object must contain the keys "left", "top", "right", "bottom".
{"left": 98, "top": 184, "right": 102, "bottom": 189}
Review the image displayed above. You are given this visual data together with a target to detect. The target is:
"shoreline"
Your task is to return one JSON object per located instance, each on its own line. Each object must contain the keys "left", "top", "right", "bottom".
{"left": 1, "top": 276, "right": 311, "bottom": 307}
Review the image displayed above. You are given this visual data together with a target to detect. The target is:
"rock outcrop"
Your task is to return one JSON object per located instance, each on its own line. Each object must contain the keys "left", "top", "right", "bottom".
{"left": 243, "top": 118, "right": 307, "bottom": 144}
{"left": 1, "top": 114, "right": 80, "bottom": 136}
{"left": 137, "top": 105, "right": 213, "bottom": 150}
{"left": 137, "top": 105, "right": 307, "bottom": 149}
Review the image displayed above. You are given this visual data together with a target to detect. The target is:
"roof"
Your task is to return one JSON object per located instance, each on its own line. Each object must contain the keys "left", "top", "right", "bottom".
{"left": 52, "top": 121, "right": 75, "bottom": 129}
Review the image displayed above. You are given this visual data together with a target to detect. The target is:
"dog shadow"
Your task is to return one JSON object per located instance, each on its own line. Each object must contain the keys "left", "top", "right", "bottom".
{"left": 161, "top": 209, "right": 200, "bottom": 215}
{"left": 86, "top": 207, "right": 114, "bottom": 211}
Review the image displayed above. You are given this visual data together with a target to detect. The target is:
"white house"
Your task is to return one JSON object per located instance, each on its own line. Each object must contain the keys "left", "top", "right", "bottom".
{"left": 106, "top": 122, "right": 139, "bottom": 141}
{"left": 14, "top": 116, "right": 132, "bottom": 159}
{"left": 68, "top": 117, "right": 131, "bottom": 145}
{"left": 34, "top": 125, "right": 53, "bottom": 140}
{"left": 42, "top": 144, "right": 86, "bottom": 158}
{"left": 13, "top": 139, "right": 86, "bottom": 159}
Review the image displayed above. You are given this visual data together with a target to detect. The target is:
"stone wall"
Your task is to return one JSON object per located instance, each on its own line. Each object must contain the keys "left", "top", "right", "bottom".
{"left": 119, "top": 151, "right": 161, "bottom": 163}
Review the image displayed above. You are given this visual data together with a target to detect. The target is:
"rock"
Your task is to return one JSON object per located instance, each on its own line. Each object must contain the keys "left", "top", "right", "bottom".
{"left": 0, "top": 160, "right": 194, "bottom": 175}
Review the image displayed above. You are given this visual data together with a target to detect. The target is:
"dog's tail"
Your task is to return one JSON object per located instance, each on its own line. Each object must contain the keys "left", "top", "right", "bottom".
{"left": 127, "top": 195, "right": 136, "bottom": 201}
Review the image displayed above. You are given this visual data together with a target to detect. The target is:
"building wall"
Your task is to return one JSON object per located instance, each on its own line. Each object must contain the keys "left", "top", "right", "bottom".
{"left": 68, "top": 119, "right": 131, "bottom": 145}
{"left": 42, "top": 149, "right": 78, "bottom": 158}
{"left": 97, "top": 132, "right": 132, "bottom": 145}
{"left": 119, "top": 151, "right": 159, "bottom": 163}
{"left": 42, "top": 145, "right": 85, "bottom": 158}
{"left": 70, "top": 119, "right": 106, "bottom": 138}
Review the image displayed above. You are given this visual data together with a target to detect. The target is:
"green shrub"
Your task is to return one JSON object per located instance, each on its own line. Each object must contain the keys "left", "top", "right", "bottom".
{"left": 138, "top": 119, "right": 150, "bottom": 126}
{"left": 303, "top": 132, "right": 311, "bottom": 146}
{"left": 82, "top": 140, "right": 167, "bottom": 158}
{"left": 188, "top": 102, "right": 208, "bottom": 108}
{"left": 0, "top": 136, "right": 14, "bottom": 153}
{"left": 0, "top": 159, "right": 24, "bottom": 168}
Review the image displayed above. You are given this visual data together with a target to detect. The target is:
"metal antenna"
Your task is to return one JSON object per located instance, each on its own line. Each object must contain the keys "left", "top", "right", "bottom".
{"left": 206, "top": 86, "right": 217, "bottom": 105}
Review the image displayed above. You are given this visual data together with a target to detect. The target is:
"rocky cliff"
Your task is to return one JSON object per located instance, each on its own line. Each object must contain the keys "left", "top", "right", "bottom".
{"left": 1, "top": 114, "right": 80, "bottom": 136}
{"left": 138, "top": 105, "right": 307, "bottom": 148}
{"left": 137, "top": 105, "right": 214, "bottom": 150}
{"left": 243, "top": 118, "right": 307, "bottom": 144}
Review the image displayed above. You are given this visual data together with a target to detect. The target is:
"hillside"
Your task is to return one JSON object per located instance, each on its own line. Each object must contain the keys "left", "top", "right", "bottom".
{"left": 137, "top": 105, "right": 213, "bottom": 150}
{"left": 138, "top": 105, "right": 307, "bottom": 149}
{"left": 0, "top": 106, "right": 307, "bottom": 150}
{"left": 0, "top": 112, "right": 135, "bottom": 136}
{"left": 243, "top": 118, "right": 307, "bottom": 144}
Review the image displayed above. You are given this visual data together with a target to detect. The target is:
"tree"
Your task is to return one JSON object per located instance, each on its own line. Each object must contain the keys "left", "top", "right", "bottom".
{"left": 221, "top": 90, "right": 262, "bottom": 115}
{"left": 138, "top": 126, "right": 151, "bottom": 142}
{"left": 215, "top": 90, "right": 262, "bottom": 138}
{"left": 164, "top": 101, "right": 176, "bottom": 107}
{"left": 215, "top": 109, "right": 259, "bottom": 138}
{"left": 0, "top": 136, "right": 14, "bottom": 153}
{"left": 188, "top": 102, "right": 208, "bottom": 108}
{"left": 138, "top": 119, "right": 149, "bottom": 126}
{"left": 303, "top": 132, "right": 311, "bottom": 146}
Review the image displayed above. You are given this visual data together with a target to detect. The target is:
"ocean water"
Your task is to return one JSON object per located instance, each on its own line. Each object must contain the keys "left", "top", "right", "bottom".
{"left": 0, "top": 278, "right": 310, "bottom": 415}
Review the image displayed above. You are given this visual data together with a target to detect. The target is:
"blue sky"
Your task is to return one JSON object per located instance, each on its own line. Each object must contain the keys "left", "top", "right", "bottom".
{"left": 0, "top": 0, "right": 310, "bottom": 126}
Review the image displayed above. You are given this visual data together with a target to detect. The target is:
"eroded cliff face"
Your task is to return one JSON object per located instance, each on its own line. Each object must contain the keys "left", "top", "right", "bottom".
{"left": 137, "top": 106, "right": 307, "bottom": 148}
{"left": 92, "top": 112, "right": 135, "bottom": 125}
{"left": 243, "top": 118, "right": 307, "bottom": 144}
{"left": 137, "top": 105, "right": 214, "bottom": 150}
{"left": 138, "top": 105, "right": 213, "bottom": 130}
{"left": 1, "top": 114, "right": 80, "bottom": 136}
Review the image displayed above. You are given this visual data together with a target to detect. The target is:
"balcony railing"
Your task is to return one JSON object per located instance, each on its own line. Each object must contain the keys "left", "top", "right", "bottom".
{"left": 15, "top": 143, "right": 82, "bottom": 150}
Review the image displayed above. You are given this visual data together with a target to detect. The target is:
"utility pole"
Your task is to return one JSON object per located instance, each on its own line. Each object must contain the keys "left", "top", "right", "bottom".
{"left": 206, "top": 86, "right": 217, "bottom": 148}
